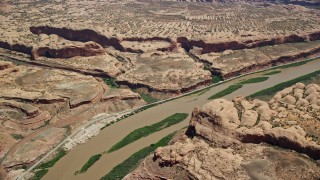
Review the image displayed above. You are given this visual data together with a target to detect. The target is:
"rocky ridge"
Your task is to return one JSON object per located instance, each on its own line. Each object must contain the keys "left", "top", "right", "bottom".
{"left": 0, "top": 60, "right": 145, "bottom": 169}
{"left": 126, "top": 83, "right": 320, "bottom": 179}
{"left": 1, "top": 1, "right": 320, "bottom": 97}
{"left": 2, "top": 25, "right": 320, "bottom": 96}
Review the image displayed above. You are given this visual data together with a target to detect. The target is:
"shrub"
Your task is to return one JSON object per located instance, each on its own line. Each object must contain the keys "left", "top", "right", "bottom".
{"left": 11, "top": 134, "right": 24, "bottom": 140}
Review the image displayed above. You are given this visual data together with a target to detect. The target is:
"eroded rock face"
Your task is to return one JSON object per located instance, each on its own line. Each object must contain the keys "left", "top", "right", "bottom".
{"left": 116, "top": 50, "right": 212, "bottom": 98}
{"left": 1, "top": 1, "right": 320, "bottom": 98}
{"left": 3, "top": 127, "right": 66, "bottom": 168}
{"left": 195, "top": 41, "right": 320, "bottom": 78}
{"left": 126, "top": 83, "right": 320, "bottom": 179}
{"left": 0, "top": 60, "right": 104, "bottom": 108}
{"left": 33, "top": 41, "right": 105, "bottom": 60}
{"left": 0, "top": 60, "right": 145, "bottom": 168}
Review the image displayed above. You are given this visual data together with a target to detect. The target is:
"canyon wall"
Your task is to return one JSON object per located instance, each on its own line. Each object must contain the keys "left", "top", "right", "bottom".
{"left": 0, "top": 41, "right": 33, "bottom": 56}
{"left": 33, "top": 42, "right": 105, "bottom": 59}
{"left": 178, "top": 32, "right": 320, "bottom": 53}
{"left": 1, "top": 26, "right": 320, "bottom": 97}
{"left": 221, "top": 46, "right": 320, "bottom": 79}
{"left": 30, "top": 26, "right": 125, "bottom": 51}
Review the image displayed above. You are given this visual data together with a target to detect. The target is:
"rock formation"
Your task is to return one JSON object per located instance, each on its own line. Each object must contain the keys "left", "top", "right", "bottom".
{"left": 3, "top": 128, "right": 67, "bottom": 168}
{"left": 32, "top": 41, "right": 105, "bottom": 60}
{"left": 0, "top": 60, "right": 145, "bottom": 170}
{"left": 160, "top": 0, "right": 320, "bottom": 6}
{"left": 1, "top": 1, "right": 320, "bottom": 97}
{"left": 126, "top": 83, "right": 320, "bottom": 179}
{"left": 1, "top": 1, "right": 320, "bottom": 178}
{"left": 194, "top": 41, "right": 320, "bottom": 78}
{"left": 116, "top": 50, "right": 212, "bottom": 98}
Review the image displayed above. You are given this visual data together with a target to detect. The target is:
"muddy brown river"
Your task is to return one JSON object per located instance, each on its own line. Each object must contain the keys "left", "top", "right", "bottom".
{"left": 43, "top": 59, "right": 320, "bottom": 180}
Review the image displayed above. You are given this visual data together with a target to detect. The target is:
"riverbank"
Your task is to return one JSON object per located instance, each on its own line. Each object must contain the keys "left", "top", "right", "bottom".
{"left": 38, "top": 58, "right": 320, "bottom": 180}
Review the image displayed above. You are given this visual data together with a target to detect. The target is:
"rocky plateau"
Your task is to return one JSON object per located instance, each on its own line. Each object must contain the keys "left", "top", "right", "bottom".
{"left": 1, "top": 0, "right": 320, "bottom": 179}
{"left": 1, "top": 0, "right": 320, "bottom": 97}
{"left": 0, "top": 60, "right": 145, "bottom": 171}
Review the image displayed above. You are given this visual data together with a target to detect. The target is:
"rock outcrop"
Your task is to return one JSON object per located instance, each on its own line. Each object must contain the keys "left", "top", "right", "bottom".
{"left": 116, "top": 50, "right": 212, "bottom": 99}
{"left": 126, "top": 83, "right": 320, "bottom": 179}
{"left": 193, "top": 40, "right": 320, "bottom": 79}
{"left": 178, "top": 32, "right": 320, "bottom": 54}
{"left": 30, "top": 26, "right": 125, "bottom": 51}
{"left": 33, "top": 41, "right": 105, "bottom": 60}
{"left": 159, "top": 0, "right": 320, "bottom": 6}
{"left": 3, "top": 128, "right": 67, "bottom": 168}
{"left": 0, "top": 39, "right": 106, "bottom": 61}
{"left": 1, "top": 0, "right": 320, "bottom": 97}
{"left": 0, "top": 60, "right": 145, "bottom": 169}
{"left": 0, "top": 41, "right": 33, "bottom": 56}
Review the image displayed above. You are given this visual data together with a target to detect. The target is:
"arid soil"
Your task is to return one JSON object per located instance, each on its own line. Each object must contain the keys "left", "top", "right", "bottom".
{"left": 0, "top": 60, "right": 144, "bottom": 172}
{"left": 1, "top": 0, "right": 320, "bottom": 179}
{"left": 0, "top": 165, "right": 6, "bottom": 180}
{"left": 194, "top": 41, "right": 320, "bottom": 78}
{"left": 1, "top": 0, "right": 320, "bottom": 96}
{"left": 161, "top": 0, "right": 320, "bottom": 6}
{"left": 126, "top": 83, "right": 320, "bottom": 179}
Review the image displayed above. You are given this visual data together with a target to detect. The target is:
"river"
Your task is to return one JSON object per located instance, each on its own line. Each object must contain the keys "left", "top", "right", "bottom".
{"left": 43, "top": 59, "right": 320, "bottom": 180}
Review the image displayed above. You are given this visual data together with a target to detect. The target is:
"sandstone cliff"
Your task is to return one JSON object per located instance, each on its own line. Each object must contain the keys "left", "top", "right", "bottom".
{"left": 32, "top": 41, "right": 105, "bottom": 60}
{"left": 126, "top": 83, "right": 320, "bottom": 179}
{"left": 0, "top": 60, "right": 145, "bottom": 169}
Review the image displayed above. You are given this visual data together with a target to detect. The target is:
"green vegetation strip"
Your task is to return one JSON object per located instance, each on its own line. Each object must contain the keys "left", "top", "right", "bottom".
{"left": 76, "top": 154, "right": 102, "bottom": 174}
{"left": 103, "top": 78, "right": 119, "bottom": 88}
{"left": 267, "top": 58, "right": 318, "bottom": 71}
{"left": 37, "top": 150, "right": 67, "bottom": 169}
{"left": 239, "top": 77, "right": 269, "bottom": 84}
{"left": 30, "top": 169, "right": 48, "bottom": 180}
{"left": 139, "top": 93, "right": 158, "bottom": 104}
{"left": 107, "top": 113, "right": 188, "bottom": 153}
{"left": 208, "top": 84, "right": 243, "bottom": 100}
{"left": 248, "top": 70, "right": 320, "bottom": 99}
{"left": 208, "top": 76, "right": 270, "bottom": 100}
{"left": 263, "top": 70, "right": 281, "bottom": 75}
{"left": 276, "top": 61, "right": 308, "bottom": 69}
{"left": 26, "top": 58, "right": 319, "bottom": 180}
{"left": 101, "top": 132, "right": 176, "bottom": 180}
{"left": 31, "top": 149, "right": 67, "bottom": 180}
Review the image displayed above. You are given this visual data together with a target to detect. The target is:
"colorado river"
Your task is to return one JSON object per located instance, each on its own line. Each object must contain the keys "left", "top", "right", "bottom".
{"left": 43, "top": 59, "right": 320, "bottom": 180}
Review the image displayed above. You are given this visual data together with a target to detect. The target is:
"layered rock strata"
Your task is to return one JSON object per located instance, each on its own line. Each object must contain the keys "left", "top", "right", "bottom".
{"left": 0, "top": 60, "right": 144, "bottom": 168}
{"left": 126, "top": 83, "right": 320, "bottom": 179}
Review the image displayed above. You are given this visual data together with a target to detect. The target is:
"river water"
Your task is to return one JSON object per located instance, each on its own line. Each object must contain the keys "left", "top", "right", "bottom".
{"left": 43, "top": 59, "right": 320, "bottom": 180}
